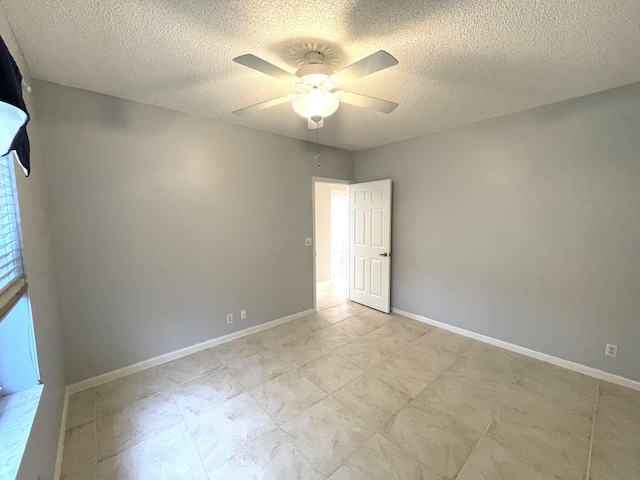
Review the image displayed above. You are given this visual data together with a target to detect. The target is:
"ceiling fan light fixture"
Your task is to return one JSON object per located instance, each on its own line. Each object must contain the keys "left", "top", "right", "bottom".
{"left": 232, "top": 50, "right": 399, "bottom": 124}
{"left": 292, "top": 89, "right": 339, "bottom": 120}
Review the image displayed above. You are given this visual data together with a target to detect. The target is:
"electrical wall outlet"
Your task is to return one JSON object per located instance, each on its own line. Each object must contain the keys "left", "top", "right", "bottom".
{"left": 305, "top": 237, "right": 312, "bottom": 246}
{"left": 241, "top": 310, "right": 247, "bottom": 320}
{"left": 226, "top": 314, "right": 233, "bottom": 324}
{"left": 605, "top": 343, "right": 618, "bottom": 357}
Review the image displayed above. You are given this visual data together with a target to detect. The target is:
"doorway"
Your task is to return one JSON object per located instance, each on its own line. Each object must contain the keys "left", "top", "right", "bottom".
{"left": 313, "top": 178, "right": 352, "bottom": 310}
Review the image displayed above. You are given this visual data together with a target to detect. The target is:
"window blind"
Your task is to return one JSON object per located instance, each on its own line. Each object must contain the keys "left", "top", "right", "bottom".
{"left": 0, "top": 152, "right": 24, "bottom": 294}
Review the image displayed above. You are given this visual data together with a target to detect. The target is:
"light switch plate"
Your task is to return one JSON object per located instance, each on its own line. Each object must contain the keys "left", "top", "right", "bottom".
{"left": 305, "top": 238, "right": 312, "bottom": 246}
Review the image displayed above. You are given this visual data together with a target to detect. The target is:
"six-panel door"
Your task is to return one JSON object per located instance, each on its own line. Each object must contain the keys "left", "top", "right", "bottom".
{"left": 349, "top": 179, "right": 391, "bottom": 313}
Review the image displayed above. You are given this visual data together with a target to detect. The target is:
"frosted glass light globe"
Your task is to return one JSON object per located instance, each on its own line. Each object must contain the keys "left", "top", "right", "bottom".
{"left": 292, "top": 89, "right": 339, "bottom": 121}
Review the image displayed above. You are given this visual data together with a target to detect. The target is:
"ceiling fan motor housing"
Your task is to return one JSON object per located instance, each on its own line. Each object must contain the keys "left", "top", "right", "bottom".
{"left": 295, "top": 63, "right": 334, "bottom": 80}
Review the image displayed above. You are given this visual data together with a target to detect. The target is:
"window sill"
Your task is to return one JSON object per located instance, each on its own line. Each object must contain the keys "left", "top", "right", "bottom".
{"left": 0, "top": 384, "right": 43, "bottom": 479}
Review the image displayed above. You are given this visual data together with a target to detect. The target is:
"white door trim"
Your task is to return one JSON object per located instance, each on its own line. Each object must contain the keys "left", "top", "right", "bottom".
{"left": 312, "top": 177, "right": 353, "bottom": 311}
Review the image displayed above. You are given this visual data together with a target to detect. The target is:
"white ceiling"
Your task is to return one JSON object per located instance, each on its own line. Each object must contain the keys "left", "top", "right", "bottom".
{"left": 2, "top": 0, "right": 639, "bottom": 151}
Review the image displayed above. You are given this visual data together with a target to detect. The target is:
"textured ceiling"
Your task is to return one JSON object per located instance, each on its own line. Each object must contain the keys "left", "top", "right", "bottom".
{"left": 2, "top": 0, "right": 640, "bottom": 151}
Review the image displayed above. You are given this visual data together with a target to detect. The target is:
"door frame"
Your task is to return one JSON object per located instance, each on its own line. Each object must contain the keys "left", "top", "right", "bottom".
{"left": 312, "top": 176, "right": 354, "bottom": 312}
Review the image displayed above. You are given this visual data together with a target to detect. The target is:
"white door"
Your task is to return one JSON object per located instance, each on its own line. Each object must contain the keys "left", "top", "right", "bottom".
{"left": 349, "top": 179, "right": 392, "bottom": 313}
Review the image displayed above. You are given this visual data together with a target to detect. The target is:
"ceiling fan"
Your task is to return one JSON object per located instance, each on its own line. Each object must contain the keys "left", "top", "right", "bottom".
{"left": 232, "top": 50, "right": 399, "bottom": 128}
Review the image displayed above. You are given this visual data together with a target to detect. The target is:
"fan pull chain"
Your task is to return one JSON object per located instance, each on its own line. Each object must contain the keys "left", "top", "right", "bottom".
{"left": 315, "top": 127, "right": 320, "bottom": 166}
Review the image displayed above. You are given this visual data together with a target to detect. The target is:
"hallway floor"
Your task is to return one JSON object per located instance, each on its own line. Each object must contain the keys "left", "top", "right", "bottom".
{"left": 60, "top": 302, "right": 640, "bottom": 479}
{"left": 316, "top": 280, "right": 347, "bottom": 310}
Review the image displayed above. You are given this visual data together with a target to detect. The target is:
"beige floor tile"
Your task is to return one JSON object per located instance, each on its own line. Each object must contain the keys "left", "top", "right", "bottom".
{"left": 411, "top": 374, "right": 505, "bottom": 433}
{"left": 488, "top": 400, "right": 590, "bottom": 480}
{"left": 597, "top": 381, "right": 640, "bottom": 420}
{"left": 209, "top": 428, "right": 323, "bottom": 480}
{"left": 249, "top": 370, "right": 327, "bottom": 425}
{"left": 301, "top": 314, "right": 335, "bottom": 330}
{"left": 383, "top": 405, "right": 480, "bottom": 479}
{"left": 516, "top": 359, "right": 597, "bottom": 415}
{"left": 59, "top": 309, "right": 619, "bottom": 480}
{"left": 332, "top": 373, "right": 409, "bottom": 430}
{"left": 186, "top": 392, "right": 278, "bottom": 471}
{"left": 171, "top": 367, "right": 244, "bottom": 421}
{"left": 305, "top": 324, "right": 360, "bottom": 353}
{"left": 412, "top": 327, "right": 476, "bottom": 355}
{"left": 368, "top": 345, "right": 457, "bottom": 398}
{"left": 335, "top": 314, "right": 383, "bottom": 336}
{"left": 279, "top": 335, "right": 327, "bottom": 365}
{"left": 589, "top": 443, "right": 640, "bottom": 480}
{"left": 386, "top": 315, "right": 432, "bottom": 337}
{"left": 96, "top": 349, "right": 222, "bottom": 414}
{"left": 355, "top": 323, "right": 421, "bottom": 354}
{"left": 593, "top": 407, "right": 640, "bottom": 459}
{"left": 445, "top": 354, "right": 522, "bottom": 394}
{"left": 463, "top": 341, "right": 519, "bottom": 360}
{"left": 97, "top": 391, "right": 182, "bottom": 461}
{"left": 95, "top": 368, "right": 162, "bottom": 416}
{"left": 465, "top": 343, "right": 528, "bottom": 374}
{"left": 457, "top": 437, "right": 555, "bottom": 480}
{"left": 328, "top": 433, "right": 428, "bottom": 480}
{"left": 336, "top": 301, "right": 371, "bottom": 315}
{"left": 316, "top": 282, "right": 347, "bottom": 310}
{"left": 334, "top": 341, "right": 393, "bottom": 370}
{"left": 369, "top": 322, "right": 422, "bottom": 346}
{"left": 271, "top": 342, "right": 319, "bottom": 367}
{"left": 255, "top": 317, "right": 327, "bottom": 349}
{"left": 227, "top": 346, "right": 297, "bottom": 390}
{"left": 281, "top": 396, "right": 375, "bottom": 477}
{"left": 62, "top": 468, "right": 96, "bottom": 480}
{"left": 316, "top": 300, "right": 333, "bottom": 310}
{"left": 522, "top": 359, "right": 597, "bottom": 394}
{"left": 397, "top": 342, "right": 460, "bottom": 370}
{"left": 211, "top": 335, "right": 267, "bottom": 365}
{"left": 299, "top": 352, "right": 364, "bottom": 393}
{"left": 96, "top": 424, "right": 206, "bottom": 480}
{"left": 311, "top": 306, "right": 353, "bottom": 324}
{"left": 368, "top": 354, "right": 439, "bottom": 398}
{"left": 60, "top": 421, "right": 96, "bottom": 480}
{"left": 501, "top": 381, "right": 593, "bottom": 438}
{"left": 66, "top": 388, "right": 96, "bottom": 430}
{"left": 357, "top": 308, "right": 392, "bottom": 326}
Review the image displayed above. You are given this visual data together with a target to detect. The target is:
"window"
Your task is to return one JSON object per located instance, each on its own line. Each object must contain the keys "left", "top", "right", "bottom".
{"left": 0, "top": 151, "right": 26, "bottom": 321}
{"left": 0, "top": 149, "right": 40, "bottom": 480}
{"left": 0, "top": 151, "right": 36, "bottom": 396}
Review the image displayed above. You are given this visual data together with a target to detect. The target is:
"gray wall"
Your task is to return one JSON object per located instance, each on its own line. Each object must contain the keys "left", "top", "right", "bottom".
{"left": 1, "top": 12, "right": 68, "bottom": 479}
{"left": 355, "top": 83, "right": 640, "bottom": 381}
{"left": 33, "top": 81, "right": 354, "bottom": 383}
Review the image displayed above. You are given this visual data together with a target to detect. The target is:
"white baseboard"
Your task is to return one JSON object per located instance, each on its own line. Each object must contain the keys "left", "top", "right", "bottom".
{"left": 66, "top": 308, "right": 314, "bottom": 394}
{"left": 53, "top": 389, "right": 69, "bottom": 480}
{"left": 393, "top": 308, "right": 640, "bottom": 392}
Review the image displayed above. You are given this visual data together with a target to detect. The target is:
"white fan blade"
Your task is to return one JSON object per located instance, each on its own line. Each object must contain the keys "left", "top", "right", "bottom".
{"left": 330, "top": 50, "right": 398, "bottom": 85}
{"left": 308, "top": 118, "right": 323, "bottom": 129}
{"left": 336, "top": 91, "right": 398, "bottom": 114}
{"left": 232, "top": 96, "right": 293, "bottom": 116}
{"left": 233, "top": 54, "right": 300, "bottom": 83}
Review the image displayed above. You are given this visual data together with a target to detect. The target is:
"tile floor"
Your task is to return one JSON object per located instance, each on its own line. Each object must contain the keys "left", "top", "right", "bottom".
{"left": 60, "top": 302, "right": 640, "bottom": 480}
{"left": 316, "top": 281, "right": 347, "bottom": 310}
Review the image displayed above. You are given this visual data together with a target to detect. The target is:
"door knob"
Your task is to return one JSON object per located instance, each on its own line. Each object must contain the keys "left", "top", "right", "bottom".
{"left": 379, "top": 253, "right": 389, "bottom": 257}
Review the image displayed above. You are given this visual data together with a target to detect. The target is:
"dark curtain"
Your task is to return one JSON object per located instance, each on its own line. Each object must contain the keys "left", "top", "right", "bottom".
{"left": 0, "top": 34, "right": 30, "bottom": 176}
